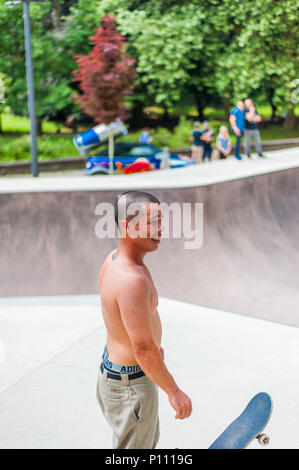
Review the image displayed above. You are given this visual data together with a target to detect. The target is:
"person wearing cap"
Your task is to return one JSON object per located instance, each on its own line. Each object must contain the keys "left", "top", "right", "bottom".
{"left": 229, "top": 100, "right": 246, "bottom": 160}
{"left": 201, "top": 121, "right": 215, "bottom": 162}
{"left": 190, "top": 121, "right": 204, "bottom": 163}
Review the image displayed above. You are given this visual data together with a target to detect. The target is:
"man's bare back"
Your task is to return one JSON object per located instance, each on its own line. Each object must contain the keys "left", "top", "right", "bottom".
{"left": 99, "top": 249, "right": 162, "bottom": 365}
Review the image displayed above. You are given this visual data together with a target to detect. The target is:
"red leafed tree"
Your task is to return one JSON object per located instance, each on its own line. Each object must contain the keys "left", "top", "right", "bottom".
{"left": 73, "top": 15, "right": 136, "bottom": 124}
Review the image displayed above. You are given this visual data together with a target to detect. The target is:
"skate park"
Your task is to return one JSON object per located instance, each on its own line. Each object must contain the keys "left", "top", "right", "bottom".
{"left": 1, "top": 147, "right": 299, "bottom": 449}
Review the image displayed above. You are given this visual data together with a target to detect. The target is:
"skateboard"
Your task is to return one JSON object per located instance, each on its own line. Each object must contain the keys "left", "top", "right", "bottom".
{"left": 209, "top": 392, "right": 272, "bottom": 449}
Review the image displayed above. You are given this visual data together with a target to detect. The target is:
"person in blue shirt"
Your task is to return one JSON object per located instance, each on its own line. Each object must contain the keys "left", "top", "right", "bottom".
{"left": 190, "top": 121, "right": 204, "bottom": 163}
{"left": 139, "top": 127, "right": 153, "bottom": 144}
{"left": 229, "top": 100, "right": 246, "bottom": 160}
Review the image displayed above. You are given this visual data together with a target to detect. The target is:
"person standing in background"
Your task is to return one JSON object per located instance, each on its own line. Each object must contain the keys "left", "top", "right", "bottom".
{"left": 190, "top": 121, "right": 204, "bottom": 163}
{"left": 229, "top": 100, "right": 246, "bottom": 160}
{"left": 201, "top": 121, "right": 215, "bottom": 162}
{"left": 244, "top": 99, "right": 265, "bottom": 159}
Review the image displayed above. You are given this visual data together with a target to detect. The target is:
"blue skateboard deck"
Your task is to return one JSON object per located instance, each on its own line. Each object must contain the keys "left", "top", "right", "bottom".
{"left": 209, "top": 392, "right": 272, "bottom": 449}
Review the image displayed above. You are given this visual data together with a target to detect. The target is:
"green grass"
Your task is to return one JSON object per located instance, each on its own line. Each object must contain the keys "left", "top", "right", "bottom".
{"left": 1, "top": 122, "right": 298, "bottom": 163}
{"left": 2, "top": 102, "right": 299, "bottom": 134}
{"left": 145, "top": 103, "right": 299, "bottom": 119}
{"left": 259, "top": 127, "right": 299, "bottom": 141}
{"left": 0, "top": 113, "right": 72, "bottom": 134}
{"left": 122, "top": 118, "right": 299, "bottom": 148}
{"left": 0, "top": 135, "right": 77, "bottom": 162}
{"left": 0, "top": 109, "right": 298, "bottom": 163}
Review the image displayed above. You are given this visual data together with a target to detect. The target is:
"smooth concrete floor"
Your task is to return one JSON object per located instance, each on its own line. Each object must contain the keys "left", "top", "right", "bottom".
{"left": 0, "top": 296, "right": 298, "bottom": 449}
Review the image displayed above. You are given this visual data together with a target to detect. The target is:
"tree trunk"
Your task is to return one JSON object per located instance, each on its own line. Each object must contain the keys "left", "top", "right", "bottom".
{"left": 51, "top": 0, "right": 61, "bottom": 29}
{"left": 267, "top": 88, "right": 277, "bottom": 121}
{"left": 192, "top": 89, "right": 206, "bottom": 121}
{"left": 36, "top": 117, "right": 42, "bottom": 136}
{"left": 130, "top": 100, "right": 145, "bottom": 129}
{"left": 163, "top": 106, "right": 169, "bottom": 118}
{"left": 222, "top": 97, "right": 231, "bottom": 121}
{"left": 283, "top": 109, "right": 297, "bottom": 130}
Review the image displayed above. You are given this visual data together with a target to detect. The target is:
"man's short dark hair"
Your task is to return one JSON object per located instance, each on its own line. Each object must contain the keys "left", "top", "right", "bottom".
{"left": 114, "top": 191, "right": 160, "bottom": 227}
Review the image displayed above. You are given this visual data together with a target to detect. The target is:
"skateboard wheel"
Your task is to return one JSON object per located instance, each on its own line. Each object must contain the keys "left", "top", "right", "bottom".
{"left": 257, "top": 434, "right": 270, "bottom": 446}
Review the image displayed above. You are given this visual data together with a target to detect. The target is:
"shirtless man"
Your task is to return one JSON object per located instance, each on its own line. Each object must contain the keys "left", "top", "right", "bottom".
{"left": 96, "top": 191, "right": 192, "bottom": 449}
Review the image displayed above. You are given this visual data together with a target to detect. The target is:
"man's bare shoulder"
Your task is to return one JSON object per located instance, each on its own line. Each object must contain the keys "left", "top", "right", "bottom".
{"left": 99, "top": 251, "right": 149, "bottom": 291}
{"left": 115, "top": 266, "right": 152, "bottom": 315}
{"left": 117, "top": 263, "right": 150, "bottom": 293}
{"left": 116, "top": 260, "right": 152, "bottom": 302}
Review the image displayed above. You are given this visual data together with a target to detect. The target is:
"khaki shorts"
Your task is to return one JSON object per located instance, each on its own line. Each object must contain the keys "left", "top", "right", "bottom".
{"left": 96, "top": 367, "right": 160, "bottom": 449}
{"left": 191, "top": 145, "right": 204, "bottom": 163}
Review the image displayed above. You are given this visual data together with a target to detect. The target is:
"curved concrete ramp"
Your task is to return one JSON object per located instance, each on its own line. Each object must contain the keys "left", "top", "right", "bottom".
{"left": 0, "top": 155, "right": 299, "bottom": 326}
{"left": 149, "top": 167, "right": 299, "bottom": 326}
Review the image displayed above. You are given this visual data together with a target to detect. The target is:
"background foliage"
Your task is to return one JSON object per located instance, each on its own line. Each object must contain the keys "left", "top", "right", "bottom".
{"left": 0, "top": 0, "right": 298, "bottom": 162}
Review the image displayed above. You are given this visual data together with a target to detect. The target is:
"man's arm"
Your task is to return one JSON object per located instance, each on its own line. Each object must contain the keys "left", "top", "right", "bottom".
{"left": 245, "top": 111, "right": 255, "bottom": 121}
{"left": 229, "top": 113, "right": 241, "bottom": 136}
{"left": 199, "top": 133, "right": 208, "bottom": 142}
{"left": 117, "top": 274, "right": 192, "bottom": 419}
{"left": 205, "top": 131, "right": 214, "bottom": 143}
{"left": 246, "top": 109, "right": 262, "bottom": 123}
{"left": 229, "top": 113, "right": 236, "bottom": 127}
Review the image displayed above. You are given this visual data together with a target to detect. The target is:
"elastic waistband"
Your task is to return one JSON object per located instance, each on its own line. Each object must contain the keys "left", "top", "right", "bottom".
{"left": 102, "top": 345, "right": 142, "bottom": 374}
{"left": 100, "top": 362, "right": 145, "bottom": 381}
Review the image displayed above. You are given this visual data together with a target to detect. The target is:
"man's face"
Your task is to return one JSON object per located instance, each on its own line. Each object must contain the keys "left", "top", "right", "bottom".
{"left": 127, "top": 202, "right": 162, "bottom": 252}
{"left": 237, "top": 100, "right": 245, "bottom": 110}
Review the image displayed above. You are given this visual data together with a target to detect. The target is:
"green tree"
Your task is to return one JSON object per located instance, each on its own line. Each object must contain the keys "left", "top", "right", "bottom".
{"left": 212, "top": 0, "right": 299, "bottom": 127}
{"left": 99, "top": 0, "right": 299, "bottom": 126}
{"left": 0, "top": 0, "right": 297, "bottom": 130}
{"left": 98, "top": 1, "right": 224, "bottom": 118}
{"left": 0, "top": 0, "right": 100, "bottom": 131}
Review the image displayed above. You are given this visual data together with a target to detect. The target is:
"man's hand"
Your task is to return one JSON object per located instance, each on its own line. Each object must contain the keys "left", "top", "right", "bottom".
{"left": 160, "top": 347, "right": 165, "bottom": 360}
{"left": 168, "top": 388, "right": 192, "bottom": 419}
{"left": 234, "top": 126, "right": 241, "bottom": 136}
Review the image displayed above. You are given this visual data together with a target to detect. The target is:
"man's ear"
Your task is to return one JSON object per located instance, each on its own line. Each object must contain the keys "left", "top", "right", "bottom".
{"left": 119, "top": 219, "right": 128, "bottom": 238}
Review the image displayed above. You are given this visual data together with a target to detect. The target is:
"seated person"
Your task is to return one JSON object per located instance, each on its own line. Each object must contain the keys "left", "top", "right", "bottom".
{"left": 216, "top": 125, "right": 232, "bottom": 159}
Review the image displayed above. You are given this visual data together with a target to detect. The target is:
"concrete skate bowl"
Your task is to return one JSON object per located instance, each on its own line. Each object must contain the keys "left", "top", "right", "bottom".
{"left": 1, "top": 166, "right": 299, "bottom": 326}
